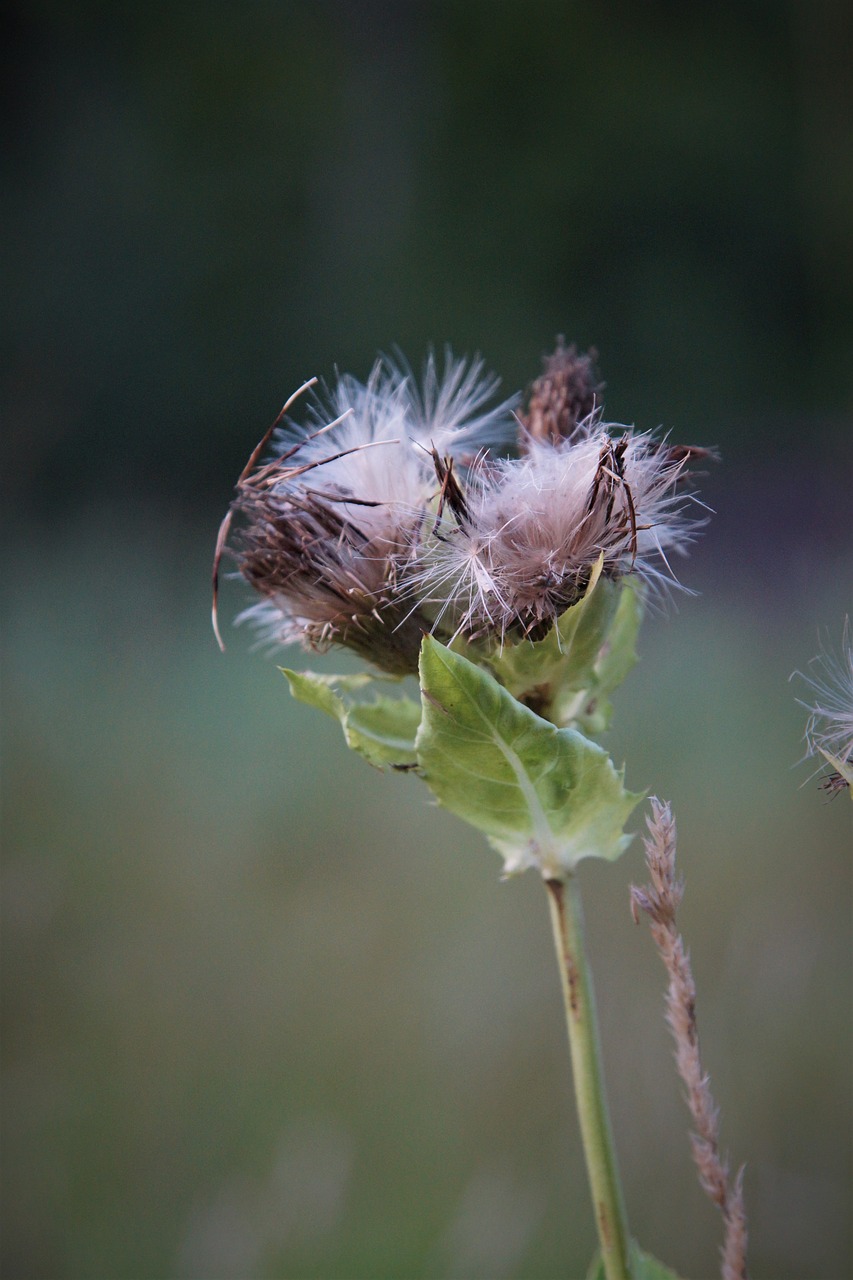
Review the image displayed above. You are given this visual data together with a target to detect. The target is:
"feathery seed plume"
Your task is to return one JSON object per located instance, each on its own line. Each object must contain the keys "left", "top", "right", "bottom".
{"left": 214, "top": 352, "right": 517, "bottom": 672}
{"left": 215, "top": 342, "right": 711, "bottom": 662}
{"left": 412, "top": 421, "right": 703, "bottom": 642}
{"left": 794, "top": 619, "right": 853, "bottom": 796}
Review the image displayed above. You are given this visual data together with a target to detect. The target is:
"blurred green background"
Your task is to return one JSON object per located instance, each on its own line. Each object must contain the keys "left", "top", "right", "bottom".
{"left": 3, "top": 2, "right": 851, "bottom": 1278}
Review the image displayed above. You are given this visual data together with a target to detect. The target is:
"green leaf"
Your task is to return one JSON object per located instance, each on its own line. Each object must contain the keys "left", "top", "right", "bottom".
{"left": 585, "top": 1243, "right": 685, "bottom": 1280}
{"left": 416, "top": 637, "right": 641, "bottom": 876}
{"left": 591, "top": 577, "right": 644, "bottom": 698}
{"left": 630, "top": 1247, "right": 686, "bottom": 1280}
{"left": 557, "top": 577, "right": 645, "bottom": 734}
{"left": 346, "top": 698, "right": 422, "bottom": 767}
{"left": 482, "top": 564, "right": 644, "bottom": 733}
{"left": 282, "top": 669, "right": 420, "bottom": 769}
{"left": 282, "top": 669, "right": 351, "bottom": 721}
{"left": 486, "top": 558, "right": 619, "bottom": 701}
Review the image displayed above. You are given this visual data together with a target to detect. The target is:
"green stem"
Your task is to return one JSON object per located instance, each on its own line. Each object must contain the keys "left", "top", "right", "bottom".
{"left": 545, "top": 874, "right": 633, "bottom": 1280}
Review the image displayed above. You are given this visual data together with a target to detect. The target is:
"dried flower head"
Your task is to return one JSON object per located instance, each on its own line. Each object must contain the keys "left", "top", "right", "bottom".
{"left": 794, "top": 620, "right": 853, "bottom": 795}
{"left": 519, "top": 339, "right": 604, "bottom": 448}
{"left": 214, "top": 353, "right": 517, "bottom": 673}
{"left": 411, "top": 420, "right": 704, "bottom": 642}
{"left": 215, "top": 343, "right": 711, "bottom": 666}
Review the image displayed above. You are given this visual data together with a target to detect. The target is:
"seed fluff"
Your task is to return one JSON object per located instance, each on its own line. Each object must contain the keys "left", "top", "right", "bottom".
{"left": 793, "top": 619, "right": 853, "bottom": 796}
{"left": 409, "top": 419, "right": 705, "bottom": 643}
{"left": 214, "top": 351, "right": 517, "bottom": 673}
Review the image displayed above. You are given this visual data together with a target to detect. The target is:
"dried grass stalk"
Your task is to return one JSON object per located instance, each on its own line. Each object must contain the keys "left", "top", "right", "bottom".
{"left": 631, "top": 799, "right": 748, "bottom": 1280}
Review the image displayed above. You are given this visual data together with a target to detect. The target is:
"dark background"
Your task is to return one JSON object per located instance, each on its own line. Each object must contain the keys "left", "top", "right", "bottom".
{"left": 3, "top": 2, "right": 851, "bottom": 1278}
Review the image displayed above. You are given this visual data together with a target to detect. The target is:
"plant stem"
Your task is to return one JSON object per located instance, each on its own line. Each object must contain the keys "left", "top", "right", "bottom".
{"left": 545, "top": 874, "right": 633, "bottom": 1280}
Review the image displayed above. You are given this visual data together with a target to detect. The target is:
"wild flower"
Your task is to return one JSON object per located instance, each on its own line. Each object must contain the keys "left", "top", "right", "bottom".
{"left": 213, "top": 352, "right": 517, "bottom": 674}
{"left": 795, "top": 620, "right": 853, "bottom": 795}
{"left": 216, "top": 342, "right": 710, "bottom": 665}
{"left": 410, "top": 420, "right": 705, "bottom": 643}
{"left": 216, "top": 339, "right": 738, "bottom": 1280}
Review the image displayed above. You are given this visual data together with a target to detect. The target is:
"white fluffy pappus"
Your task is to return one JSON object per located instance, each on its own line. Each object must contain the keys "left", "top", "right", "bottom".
{"left": 794, "top": 619, "right": 853, "bottom": 794}
{"left": 264, "top": 349, "right": 518, "bottom": 543}
{"left": 410, "top": 424, "right": 703, "bottom": 641}
{"left": 223, "top": 351, "right": 517, "bottom": 672}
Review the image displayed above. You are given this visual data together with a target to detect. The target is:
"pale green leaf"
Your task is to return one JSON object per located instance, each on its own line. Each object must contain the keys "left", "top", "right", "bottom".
{"left": 346, "top": 698, "right": 422, "bottom": 767}
{"left": 585, "top": 1243, "right": 685, "bottom": 1280}
{"left": 630, "top": 1246, "right": 686, "bottom": 1280}
{"left": 557, "top": 578, "right": 645, "bottom": 734}
{"left": 282, "top": 669, "right": 419, "bottom": 769}
{"left": 591, "top": 576, "right": 645, "bottom": 698}
{"left": 416, "top": 637, "right": 641, "bottom": 876}
{"left": 486, "top": 558, "right": 619, "bottom": 700}
{"left": 483, "top": 566, "right": 644, "bottom": 732}
{"left": 282, "top": 668, "right": 351, "bottom": 721}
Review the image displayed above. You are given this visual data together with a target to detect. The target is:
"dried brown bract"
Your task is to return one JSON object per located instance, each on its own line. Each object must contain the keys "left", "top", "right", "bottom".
{"left": 519, "top": 338, "right": 604, "bottom": 449}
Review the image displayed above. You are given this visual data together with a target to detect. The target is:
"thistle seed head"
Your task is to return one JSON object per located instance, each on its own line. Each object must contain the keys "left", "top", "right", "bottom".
{"left": 411, "top": 420, "right": 703, "bottom": 642}
{"left": 215, "top": 344, "right": 710, "bottom": 664}
{"left": 216, "top": 353, "right": 517, "bottom": 672}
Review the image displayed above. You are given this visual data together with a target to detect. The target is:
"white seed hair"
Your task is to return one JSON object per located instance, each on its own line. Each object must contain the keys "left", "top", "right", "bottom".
{"left": 222, "top": 347, "right": 711, "bottom": 666}
{"left": 410, "top": 425, "right": 702, "bottom": 640}
{"left": 265, "top": 351, "right": 518, "bottom": 547}
{"left": 232, "top": 352, "right": 516, "bottom": 666}
{"left": 797, "top": 619, "right": 853, "bottom": 770}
